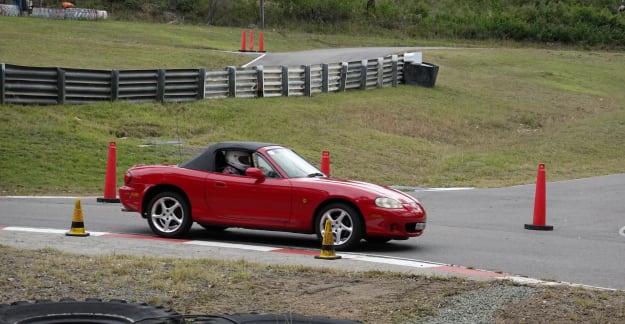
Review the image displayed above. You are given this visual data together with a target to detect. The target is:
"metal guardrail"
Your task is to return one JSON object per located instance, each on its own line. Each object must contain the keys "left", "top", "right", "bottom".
{"left": 0, "top": 53, "right": 408, "bottom": 105}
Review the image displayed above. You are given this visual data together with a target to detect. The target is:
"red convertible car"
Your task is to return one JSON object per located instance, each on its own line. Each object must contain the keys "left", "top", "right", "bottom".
{"left": 119, "top": 142, "right": 426, "bottom": 250}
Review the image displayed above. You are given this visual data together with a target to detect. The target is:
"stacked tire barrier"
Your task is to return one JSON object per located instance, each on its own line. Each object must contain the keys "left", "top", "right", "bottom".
{"left": 0, "top": 4, "right": 20, "bottom": 16}
{"left": 32, "top": 7, "right": 106, "bottom": 20}
{"left": 1, "top": 52, "right": 438, "bottom": 105}
{"left": 0, "top": 5, "right": 107, "bottom": 20}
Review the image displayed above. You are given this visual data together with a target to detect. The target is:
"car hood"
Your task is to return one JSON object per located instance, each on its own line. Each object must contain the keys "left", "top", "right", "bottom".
{"left": 311, "top": 177, "right": 419, "bottom": 203}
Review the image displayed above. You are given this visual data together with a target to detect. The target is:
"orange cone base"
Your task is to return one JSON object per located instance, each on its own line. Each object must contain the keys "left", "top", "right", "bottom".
{"left": 524, "top": 224, "right": 554, "bottom": 231}
{"left": 97, "top": 197, "right": 120, "bottom": 203}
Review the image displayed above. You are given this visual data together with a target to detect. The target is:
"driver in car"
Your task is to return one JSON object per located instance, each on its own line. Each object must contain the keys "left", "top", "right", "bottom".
{"left": 223, "top": 151, "right": 251, "bottom": 175}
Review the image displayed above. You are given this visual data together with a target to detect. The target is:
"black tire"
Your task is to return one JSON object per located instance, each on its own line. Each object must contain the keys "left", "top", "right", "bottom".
{"left": 0, "top": 298, "right": 181, "bottom": 324}
{"left": 146, "top": 191, "right": 192, "bottom": 238}
{"left": 315, "top": 203, "right": 364, "bottom": 251}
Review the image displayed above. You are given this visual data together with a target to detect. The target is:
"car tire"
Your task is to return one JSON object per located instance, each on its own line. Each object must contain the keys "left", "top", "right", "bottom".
{"left": 0, "top": 298, "right": 182, "bottom": 324}
{"left": 147, "top": 191, "right": 193, "bottom": 238}
{"left": 315, "top": 203, "right": 364, "bottom": 251}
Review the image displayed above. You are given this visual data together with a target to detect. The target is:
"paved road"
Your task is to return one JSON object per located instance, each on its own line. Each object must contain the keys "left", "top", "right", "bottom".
{"left": 1, "top": 173, "right": 624, "bottom": 289}
{"left": 243, "top": 47, "right": 422, "bottom": 67}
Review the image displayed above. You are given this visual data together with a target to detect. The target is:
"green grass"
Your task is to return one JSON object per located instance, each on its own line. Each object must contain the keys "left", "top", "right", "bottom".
{"left": 1, "top": 17, "right": 624, "bottom": 195}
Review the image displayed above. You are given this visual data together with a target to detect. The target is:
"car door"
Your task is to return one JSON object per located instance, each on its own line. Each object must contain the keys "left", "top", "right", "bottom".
{"left": 205, "top": 165, "right": 292, "bottom": 228}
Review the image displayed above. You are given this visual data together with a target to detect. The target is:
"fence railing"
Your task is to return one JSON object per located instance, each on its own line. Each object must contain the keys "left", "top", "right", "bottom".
{"left": 1, "top": 53, "right": 412, "bottom": 105}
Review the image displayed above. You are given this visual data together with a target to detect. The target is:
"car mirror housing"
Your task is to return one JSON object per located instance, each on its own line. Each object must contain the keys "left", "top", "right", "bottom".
{"left": 246, "top": 167, "right": 266, "bottom": 183}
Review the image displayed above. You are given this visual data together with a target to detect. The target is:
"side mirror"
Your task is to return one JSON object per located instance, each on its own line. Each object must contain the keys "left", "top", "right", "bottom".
{"left": 245, "top": 167, "right": 266, "bottom": 183}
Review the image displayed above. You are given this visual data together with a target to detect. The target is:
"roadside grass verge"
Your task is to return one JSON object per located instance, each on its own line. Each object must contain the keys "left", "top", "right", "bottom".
{"left": 1, "top": 45, "right": 624, "bottom": 194}
{"left": 1, "top": 244, "right": 624, "bottom": 323}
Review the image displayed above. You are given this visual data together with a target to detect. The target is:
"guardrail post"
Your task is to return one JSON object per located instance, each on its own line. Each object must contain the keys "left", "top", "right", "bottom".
{"left": 281, "top": 65, "right": 289, "bottom": 97}
{"left": 377, "top": 57, "right": 384, "bottom": 88}
{"left": 0, "top": 63, "right": 5, "bottom": 104}
{"left": 321, "top": 64, "right": 329, "bottom": 93}
{"left": 227, "top": 66, "right": 236, "bottom": 98}
{"left": 391, "top": 55, "right": 398, "bottom": 87}
{"left": 339, "top": 62, "right": 348, "bottom": 92}
{"left": 256, "top": 65, "right": 265, "bottom": 98}
{"left": 304, "top": 65, "right": 312, "bottom": 97}
{"left": 360, "top": 60, "right": 367, "bottom": 90}
{"left": 157, "top": 69, "right": 166, "bottom": 103}
{"left": 198, "top": 68, "right": 206, "bottom": 100}
{"left": 57, "top": 67, "right": 66, "bottom": 105}
{"left": 110, "top": 70, "right": 119, "bottom": 102}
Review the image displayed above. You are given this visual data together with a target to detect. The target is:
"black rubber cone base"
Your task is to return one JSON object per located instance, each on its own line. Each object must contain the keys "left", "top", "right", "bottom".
{"left": 524, "top": 224, "right": 554, "bottom": 231}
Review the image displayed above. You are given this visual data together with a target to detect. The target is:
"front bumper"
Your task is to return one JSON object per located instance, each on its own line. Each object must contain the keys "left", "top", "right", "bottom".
{"left": 364, "top": 204, "right": 427, "bottom": 238}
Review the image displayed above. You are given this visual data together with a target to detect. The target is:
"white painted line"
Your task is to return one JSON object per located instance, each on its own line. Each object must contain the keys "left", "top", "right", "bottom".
{"left": 241, "top": 53, "right": 267, "bottom": 68}
{"left": 3, "top": 227, "right": 108, "bottom": 236}
{"left": 4, "top": 227, "right": 68, "bottom": 234}
{"left": 1, "top": 196, "right": 92, "bottom": 199}
{"left": 184, "top": 240, "right": 278, "bottom": 252}
{"left": 340, "top": 253, "right": 443, "bottom": 268}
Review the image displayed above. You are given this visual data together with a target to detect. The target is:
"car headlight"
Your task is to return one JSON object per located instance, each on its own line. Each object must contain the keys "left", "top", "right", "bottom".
{"left": 375, "top": 197, "right": 403, "bottom": 209}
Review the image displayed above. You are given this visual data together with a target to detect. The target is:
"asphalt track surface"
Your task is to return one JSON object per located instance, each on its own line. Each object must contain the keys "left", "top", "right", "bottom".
{"left": 1, "top": 173, "right": 624, "bottom": 290}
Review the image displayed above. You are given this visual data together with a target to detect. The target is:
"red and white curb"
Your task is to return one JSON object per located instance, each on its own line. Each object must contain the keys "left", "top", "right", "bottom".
{"left": 0, "top": 225, "right": 614, "bottom": 291}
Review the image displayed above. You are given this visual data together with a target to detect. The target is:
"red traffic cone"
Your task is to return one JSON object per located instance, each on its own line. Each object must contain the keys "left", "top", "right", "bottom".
{"left": 321, "top": 151, "right": 330, "bottom": 176}
{"left": 258, "top": 30, "right": 265, "bottom": 52}
{"left": 525, "top": 163, "right": 553, "bottom": 231}
{"left": 248, "top": 29, "right": 254, "bottom": 52}
{"left": 97, "top": 141, "right": 120, "bottom": 203}
{"left": 239, "top": 29, "right": 247, "bottom": 52}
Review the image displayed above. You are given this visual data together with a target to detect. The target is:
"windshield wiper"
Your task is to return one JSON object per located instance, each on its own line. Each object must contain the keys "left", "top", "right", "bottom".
{"left": 307, "top": 172, "right": 325, "bottom": 177}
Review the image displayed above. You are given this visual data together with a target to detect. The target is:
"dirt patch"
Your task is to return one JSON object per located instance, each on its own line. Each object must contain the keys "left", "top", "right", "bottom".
{"left": 1, "top": 245, "right": 623, "bottom": 323}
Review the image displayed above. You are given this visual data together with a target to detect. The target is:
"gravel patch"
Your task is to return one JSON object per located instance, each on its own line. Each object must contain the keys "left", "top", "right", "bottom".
{"left": 412, "top": 284, "right": 539, "bottom": 324}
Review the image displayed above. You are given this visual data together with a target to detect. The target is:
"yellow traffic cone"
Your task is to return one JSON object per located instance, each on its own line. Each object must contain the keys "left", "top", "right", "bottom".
{"left": 66, "top": 199, "right": 90, "bottom": 237}
{"left": 315, "top": 219, "right": 341, "bottom": 260}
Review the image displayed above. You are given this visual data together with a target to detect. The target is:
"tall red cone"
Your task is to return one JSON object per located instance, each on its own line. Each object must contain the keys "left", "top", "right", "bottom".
{"left": 258, "top": 30, "right": 265, "bottom": 52}
{"left": 97, "top": 141, "right": 120, "bottom": 203}
{"left": 525, "top": 163, "right": 553, "bottom": 231}
{"left": 239, "top": 29, "right": 247, "bottom": 52}
{"left": 248, "top": 29, "right": 254, "bottom": 52}
{"left": 321, "top": 151, "right": 330, "bottom": 176}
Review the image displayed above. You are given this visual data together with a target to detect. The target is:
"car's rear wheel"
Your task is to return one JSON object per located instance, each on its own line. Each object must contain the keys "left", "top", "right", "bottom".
{"left": 147, "top": 191, "right": 192, "bottom": 238}
{"left": 315, "top": 203, "right": 364, "bottom": 251}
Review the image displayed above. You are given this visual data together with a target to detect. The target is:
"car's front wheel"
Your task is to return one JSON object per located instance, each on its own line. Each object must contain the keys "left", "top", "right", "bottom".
{"left": 147, "top": 191, "right": 192, "bottom": 238}
{"left": 315, "top": 203, "right": 364, "bottom": 251}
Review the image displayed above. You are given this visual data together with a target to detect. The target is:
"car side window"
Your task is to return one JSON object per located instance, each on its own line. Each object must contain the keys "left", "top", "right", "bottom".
{"left": 253, "top": 153, "right": 281, "bottom": 178}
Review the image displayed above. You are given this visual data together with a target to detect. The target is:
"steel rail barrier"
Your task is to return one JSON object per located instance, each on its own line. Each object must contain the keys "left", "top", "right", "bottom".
{"left": 0, "top": 53, "right": 420, "bottom": 105}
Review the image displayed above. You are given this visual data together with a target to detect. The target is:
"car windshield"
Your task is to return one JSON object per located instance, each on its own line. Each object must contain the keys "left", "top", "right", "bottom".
{"left": 266, "top": 148, "right": 323, "bottom": 178}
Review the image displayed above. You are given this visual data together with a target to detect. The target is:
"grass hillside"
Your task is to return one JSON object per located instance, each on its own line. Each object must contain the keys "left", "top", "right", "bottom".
{"left": 0, "top": 17, "right": 624, "bottom": 195}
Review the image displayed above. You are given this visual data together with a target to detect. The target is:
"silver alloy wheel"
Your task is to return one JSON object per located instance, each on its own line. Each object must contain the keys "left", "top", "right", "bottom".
{"left": 150, "top": 196, "right": 185, "bottom": 234}
{"left": 319, "top": 207, "right": 354, "bottom": 246}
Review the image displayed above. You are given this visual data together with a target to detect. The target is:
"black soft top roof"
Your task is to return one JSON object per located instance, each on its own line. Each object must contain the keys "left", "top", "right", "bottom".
{"left": 179, "top": 141, "right": 279, "bottom": 172}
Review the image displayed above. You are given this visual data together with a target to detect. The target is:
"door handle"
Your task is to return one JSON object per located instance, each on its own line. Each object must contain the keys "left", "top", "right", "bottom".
{"left": 215, "top": 181, "right": 226, "bottom": 188}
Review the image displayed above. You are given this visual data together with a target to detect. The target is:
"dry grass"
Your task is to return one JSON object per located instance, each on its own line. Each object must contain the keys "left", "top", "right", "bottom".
{"left": 1, "top": 245, "right": 624, "bottom": 323}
